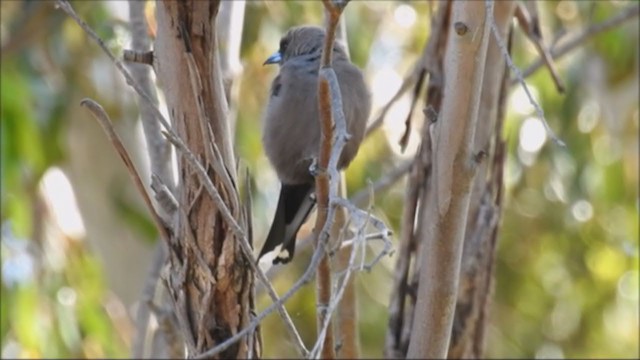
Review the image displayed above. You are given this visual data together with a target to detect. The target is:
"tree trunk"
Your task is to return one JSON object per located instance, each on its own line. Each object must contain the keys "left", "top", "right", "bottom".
{"left": 153, "top": 1, "right": 256, "bottom": 358}
{"left": 386, "top": 1, "right": 512, "bottom": 358}
{"left": 448, "top": 1, "right": 515, "bottom": 357}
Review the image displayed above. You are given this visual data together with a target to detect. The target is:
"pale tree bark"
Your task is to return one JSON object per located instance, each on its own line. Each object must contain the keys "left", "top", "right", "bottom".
{"left": 384, "top": 2, "right": 450, "bottom": 358}
{"left": 126, "top": 1, "right": 178, "bottom": 358}
{"left": 387, "top": 0, "right": 499, "bottom": 358}
{"left": 407, "top": 1, "right": 494, "bottom": 357}
{"left": 153, "top": 2, "right": 255, "bottom": 358}
{"left": 448, "top": 1, "right": 515, "bottom": 358}
{"left": 217, "top": 0, "right": 246, "bottom": 134}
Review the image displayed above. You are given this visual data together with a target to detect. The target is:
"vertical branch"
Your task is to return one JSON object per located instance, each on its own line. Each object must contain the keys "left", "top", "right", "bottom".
{"left": 385, "top": 2, "right": 451, "bottom": 357}
{"left": 126, "top": 1, "right": 178, "bottom": 357}
{"left": 315, "top": 1, "right": 350, "bottom": 359}
{"left": 407, "top": 1, "right": 494, "bottom": 358}
{"left": 217, "top": 0, "right": 246, "bottom": 134}
{"left": 127, "top": 0, "right": 174, "bottom": 190}
{"left": 325, "top": 10, "right": 359, "bottom": 359}
{"left": 333, "top": 176, "right": 359, "bottom": 359}
{"left": 316, "top": 71, "right": 337, "bottom": 360}
{"left": 448, "top": 1, "right": 515, "bottom": 358}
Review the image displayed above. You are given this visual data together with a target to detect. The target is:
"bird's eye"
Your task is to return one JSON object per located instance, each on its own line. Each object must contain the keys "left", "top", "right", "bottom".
{"left": 279, "top": 38, "right": 290, "bottom": 54}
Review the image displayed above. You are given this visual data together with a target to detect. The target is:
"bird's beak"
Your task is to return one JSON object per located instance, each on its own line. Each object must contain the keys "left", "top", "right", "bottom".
{"left": 263, "top": 51, "right": 282, "bottom": 65}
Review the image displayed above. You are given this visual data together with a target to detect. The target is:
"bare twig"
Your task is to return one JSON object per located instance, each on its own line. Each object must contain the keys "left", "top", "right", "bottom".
{"left": 514, "top": 2, "right": 565, "bottom": 93}
{"left": 491, "top": 7, "right": 566, "bottom": 147}
{"left": 517, "top": 3, "right": 640, "bottom": 82}
{"left": 398, "top": 68, "right": 428, "bottom": 152}
{"left": 365, "top": 46, "right": 427, "bottom": 136}
{"left": 79, "top": 98, "right": 171, "bottom": 243}
{"left": 364, "top": 42, "right": 430, "bottom": 138}
{"left": 133, "top": 242, "right": 167, "bottom": 358}
{"left": 365, "top": 0, "right": 450, "bottom": 139}
{"left": 350, "top": 160, "right": 413, "bottom": 207}
{"left": 310, "top": 213, "right": 365, "bottom": 359}
{"left": 55, "top": 1, "right": 174, "bottom": 140}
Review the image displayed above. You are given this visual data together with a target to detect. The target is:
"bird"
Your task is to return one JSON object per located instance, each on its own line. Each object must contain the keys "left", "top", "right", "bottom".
{"left": 258, "top": 25, "right": 371, "bottom": 265}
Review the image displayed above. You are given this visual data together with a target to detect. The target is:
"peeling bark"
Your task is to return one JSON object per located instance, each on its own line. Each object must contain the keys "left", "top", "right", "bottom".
{"left": 153, "top": 2, "right": 256, "bottom": 358}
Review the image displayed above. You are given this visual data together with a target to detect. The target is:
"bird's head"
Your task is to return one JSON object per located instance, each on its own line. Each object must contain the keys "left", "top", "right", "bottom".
{"left": 264, "top": 26, "right": 346, "bottom": 66}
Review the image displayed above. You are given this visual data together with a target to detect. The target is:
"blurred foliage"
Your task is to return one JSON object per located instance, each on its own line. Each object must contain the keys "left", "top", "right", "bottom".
{"left": 1, "top": 0, "right": 638, "bottom": 359}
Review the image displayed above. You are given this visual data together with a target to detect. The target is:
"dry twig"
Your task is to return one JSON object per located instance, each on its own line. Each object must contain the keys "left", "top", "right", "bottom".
{"left": 79, "top": 98, "right": 171, "bottom": 243}
{"left": 514, "top": 2, "right": 566, "bottom": 93}
{"left": 517, "top": 3, "right": 639, "bottom": 83}
{"left": 491, "top": 6, "right": 566, "bottom": 147}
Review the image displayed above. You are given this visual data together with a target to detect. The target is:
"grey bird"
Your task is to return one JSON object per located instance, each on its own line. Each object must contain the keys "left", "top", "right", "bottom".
{"left": 258, "top": 26, "right": 371, "bottom": 265}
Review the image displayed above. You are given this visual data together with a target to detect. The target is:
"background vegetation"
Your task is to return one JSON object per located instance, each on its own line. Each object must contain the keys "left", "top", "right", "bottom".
{"left": 1, "top": 1, "right": 638, "bottom": 358}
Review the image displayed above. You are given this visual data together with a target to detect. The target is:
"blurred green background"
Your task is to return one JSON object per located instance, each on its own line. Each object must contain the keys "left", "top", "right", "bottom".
{"left": 1, "top": 1, "right": 638, "bottom": 358}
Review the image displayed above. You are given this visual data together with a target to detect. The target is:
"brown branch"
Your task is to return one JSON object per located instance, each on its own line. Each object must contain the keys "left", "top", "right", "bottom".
{"left": 384, "top": 121, "right": 433, "bottom": 358}
{"left": 364, "top": 40, "right": 430, "bottom": 138}
{"left": 329, "top": 16, "right": 358, "bottom": 359}
{"left": 514, "top": 2, "right": 565, "bottom": 93}
{"left": 516, "top": 3, "right": 640, "bottom": 84}
{"left": 79, "top": 98, "right": 171, "bottom": 243}
{"left": 398, "top": 68, "right": 428, "bottom": 152}
{"left": 314, "top": 2, "right": 350, "bottom": 358}
{"left": 365, "top": 0, "right": 449, "bottom": 139}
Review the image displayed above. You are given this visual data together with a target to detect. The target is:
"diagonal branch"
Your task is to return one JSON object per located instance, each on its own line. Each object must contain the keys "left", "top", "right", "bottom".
{"left": 516, "top": 3, "right": 640, "bottom": 83}
{"left": 79, "top": 98, "right": 171, "bottom": 244}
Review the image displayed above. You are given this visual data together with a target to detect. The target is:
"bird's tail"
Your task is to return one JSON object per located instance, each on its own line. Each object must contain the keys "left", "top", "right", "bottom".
{"left": 258, "top": 183, "right": 315, "bottom": 264}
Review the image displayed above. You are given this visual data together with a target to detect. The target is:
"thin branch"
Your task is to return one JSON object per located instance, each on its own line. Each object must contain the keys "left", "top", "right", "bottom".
{"left": 310, "top": 215, "right": 365, "bottom": 359}
{"left": 514, "top": 2, "right": 565, "bottom": 93}
{"left": 314, "top": 2, "right": 350, "bottom": 358}
{"left": 133, "top": 242, "right": 167, "bottom": 358}
{"left": 491, "top": 8, "right": 566, "bottom": 147}
{"left": 55, "top": 1, "right": 174, "bottom": 140}
{"left": 364, "top": 42, "right": 429, "bottom": 138}
{"left": 365, "top": 0, "right": 448, "bottom": 139}
{"left": 517, "top": 3, "right": 640, "bottom": 83}
{"left": 350, "top": 159, "right": 413, "bottom": 207}
{"left": 79, "top": 98, "right": 171, "bottom": 243}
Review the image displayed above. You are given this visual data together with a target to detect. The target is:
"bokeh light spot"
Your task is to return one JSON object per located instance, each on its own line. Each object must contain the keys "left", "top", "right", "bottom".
{"left": 519, "top": 117, "right": 547, "bottom": 153}
{"left": 571, "top": 199, "right": 594, "bottom": 222}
